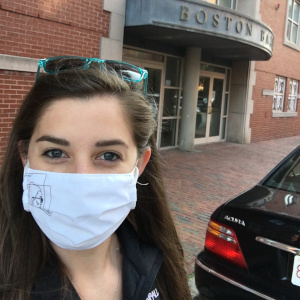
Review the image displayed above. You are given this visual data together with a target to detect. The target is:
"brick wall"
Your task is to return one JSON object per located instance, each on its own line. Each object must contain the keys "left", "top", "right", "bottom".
{"left": 0, "top": 70, "right": 34, "bottom": 160}
{"left": 0, "top": 0, "right": 110, "bottom": 58}
{"left": 251, "top": 0, "right": 300, "bottom": 142}
{"left": 0, "top": 0, "right": 110, "bottom": 162}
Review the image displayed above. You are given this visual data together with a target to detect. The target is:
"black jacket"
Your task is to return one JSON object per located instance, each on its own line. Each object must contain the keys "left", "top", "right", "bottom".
{"left": 31, "top": 220, "right": 164, "bottom": 300}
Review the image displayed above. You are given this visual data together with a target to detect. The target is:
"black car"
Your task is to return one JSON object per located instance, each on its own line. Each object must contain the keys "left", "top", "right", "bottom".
{"left": 195, "top": 146, "right": 300, "bottom": 300}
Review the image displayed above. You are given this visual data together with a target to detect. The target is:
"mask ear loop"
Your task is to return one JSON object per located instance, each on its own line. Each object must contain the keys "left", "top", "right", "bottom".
{"left": 25, "top": 158, "right": 30, "bottom": 168}
{"left": 137, "top": 181, "right": 149, "bottom": 186}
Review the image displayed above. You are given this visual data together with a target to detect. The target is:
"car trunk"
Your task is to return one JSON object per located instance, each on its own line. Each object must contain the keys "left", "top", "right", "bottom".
{"left": 212, "top": 185, "right": 300, "bottom": 299}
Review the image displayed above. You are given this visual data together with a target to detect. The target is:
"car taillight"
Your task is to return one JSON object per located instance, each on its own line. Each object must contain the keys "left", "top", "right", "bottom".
{"left": 205, "top": 219, "right": 247, "bottom": 269}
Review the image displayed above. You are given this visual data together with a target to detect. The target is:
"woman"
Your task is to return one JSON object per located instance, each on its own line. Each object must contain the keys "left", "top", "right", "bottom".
{"left": 0, "top": 57, "right": 192, "bottom": 300}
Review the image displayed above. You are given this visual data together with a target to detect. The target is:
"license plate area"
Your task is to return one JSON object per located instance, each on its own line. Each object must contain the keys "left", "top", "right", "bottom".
{"left": 291, "top": 255, "right": 300, "bottom": 286}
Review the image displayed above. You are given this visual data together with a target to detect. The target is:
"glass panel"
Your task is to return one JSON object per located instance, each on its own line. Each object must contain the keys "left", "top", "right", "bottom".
{"left": 263, "top": 149, "right": 300, "bottom": 193}
{"left": 293, "top": 80, "right": 298, "bottom": 95}
{"left": 276, "top": 96, "right": 284, "bottom": 110}
{"left": 161, "top": 119, "right": 177, "bottom": 147}
{"left": 279, "top": 77, "right": 285, "bottom": 94}
{"left": 209, "top": 78, "right": 223, "bottom": 137}
{"left": 293, "top": 1, "right": 300, "bottom": 21}
{"left": 218, "top": 0, "right": 232, "bottom": 8}
{"left": 195, "top": 77, "right": 209, "bottom": 138}
{"left": 288, "top": 0, "right": 293, "bottom": 18}
{"left": 165, "top": 57, "right": 181, "bottom": 87}
{"left": 200, "top": 64, "right": 226, "bottom": 74}
{"left": 288, "top": 96, "right": 297, "bottom": 111}
{"left": 146, "top": 68, "right": 162, "bottom": 111}
{"left": 163, "top": 89, "right": 179, "bottom": 117}
{"left": 221, "top": 118, "right": 227, "bottom": 140}
{"left": 232, "top": 0, "right": 236, "bottom": 9}
{"left": 226, "top": 69, "right": 231, "bottom": 92}
{"left": 287, "top": 20, "right": 292, "bottom": 40}
{"left": 223, "top": 94, "right": 229, "bottom": 116}
{"left": 123, "top": 48, "right": 164, "bottom": 63}
{"left": 293, "top": 99, "right": 298, "bottom": 111}
{"left": 288, "top": 80, "right": 298, "bottom": 111}
{"left": 273, "top": 95, "right": 277, "bottom": 110}
{"left": 292, "top": 23, "right": 298, "bottom": 43}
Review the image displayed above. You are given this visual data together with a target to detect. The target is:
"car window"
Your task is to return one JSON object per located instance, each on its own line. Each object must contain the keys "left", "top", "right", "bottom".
{"left": 263, "top": 148, "right": 300, "bottom": 194}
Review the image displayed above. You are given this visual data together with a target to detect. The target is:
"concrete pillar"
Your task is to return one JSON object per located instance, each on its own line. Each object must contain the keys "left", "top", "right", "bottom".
{"left": 227, "top": 61, "right": 252, "bottom": 144}
{"left": 100, "top": 0, "right": 126, "bottom": 60}
{"left": 179, "top": 47, "right": 201, "bottom": 151}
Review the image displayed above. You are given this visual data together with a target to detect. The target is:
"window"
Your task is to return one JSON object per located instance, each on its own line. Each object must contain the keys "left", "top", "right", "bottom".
{"left": 288, "top": 79, "right": 299, "bottom": 112}
{"left": 273, "top": 76, "right": 286, "bottom": 111}
{"left": 286, "top": 0, "right": 300, "bottom": 47}
{"left": 205, "top": 0, "right": 237, "bottom": 9}
{"left": 264, "top": 148, "right": 300, "bottom": 194}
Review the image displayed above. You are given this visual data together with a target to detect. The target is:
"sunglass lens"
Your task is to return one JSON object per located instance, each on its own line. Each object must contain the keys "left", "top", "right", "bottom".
{"left": 45, "top": 58, "right": 87, "bottom": 73}
{"left": 105, "top": 61, "right": 142, "bottom": 82}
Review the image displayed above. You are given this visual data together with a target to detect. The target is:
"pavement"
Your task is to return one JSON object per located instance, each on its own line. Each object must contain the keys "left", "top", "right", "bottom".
{"left": 159, "top": 135, "right": 300, "bottom": 297}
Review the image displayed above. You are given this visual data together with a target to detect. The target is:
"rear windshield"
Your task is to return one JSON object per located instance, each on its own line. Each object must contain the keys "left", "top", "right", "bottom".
{"left": 263, "top": 148, "right": 300, "bottom": 193}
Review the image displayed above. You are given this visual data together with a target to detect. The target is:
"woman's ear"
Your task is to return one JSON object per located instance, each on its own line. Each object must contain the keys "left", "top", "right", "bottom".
{"left": 137, "top": 148, "right": 151, "bottom": 176}
{"left": 18, "top": 141, "right": 27, "bottom": 167}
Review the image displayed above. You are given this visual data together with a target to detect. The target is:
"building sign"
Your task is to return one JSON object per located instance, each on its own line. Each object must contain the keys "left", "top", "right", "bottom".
{"left": 179, "top": 5, "right": 273, "bottom": 52}
{"left": 125, "top": 0, "right": 274, "bottom": 58}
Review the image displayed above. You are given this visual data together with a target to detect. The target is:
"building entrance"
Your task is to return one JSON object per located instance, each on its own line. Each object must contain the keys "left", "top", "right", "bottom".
{"left": 124, "top": 49, "right": 183, "bottom": 150}
{"left": 195, "top": 73, "right": 225, "bottom": 143}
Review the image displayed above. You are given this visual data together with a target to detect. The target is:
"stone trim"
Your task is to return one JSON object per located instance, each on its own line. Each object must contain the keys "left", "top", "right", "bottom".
{"left": 0, "top": 54, "right": 38, "bottom": 72}
{"left": 272, "top": 111, "right": 298, "bottom": 118}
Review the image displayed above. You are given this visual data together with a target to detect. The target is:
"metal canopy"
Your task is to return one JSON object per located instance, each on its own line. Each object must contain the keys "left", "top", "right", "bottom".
{"left": 125, "top": 0, "right": 274, "bottom": 61}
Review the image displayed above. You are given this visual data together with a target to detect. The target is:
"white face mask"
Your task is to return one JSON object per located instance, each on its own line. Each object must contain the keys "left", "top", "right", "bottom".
{"left": 22, "top": 163, "right": 139, "bottom": 250}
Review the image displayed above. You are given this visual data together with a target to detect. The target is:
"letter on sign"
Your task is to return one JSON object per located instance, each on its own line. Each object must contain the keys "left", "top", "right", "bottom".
{"left": 180, "top": 6, "right": 189, "bottom": 21}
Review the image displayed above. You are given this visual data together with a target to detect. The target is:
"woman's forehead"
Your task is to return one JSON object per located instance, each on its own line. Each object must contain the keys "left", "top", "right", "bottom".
{"left": 33, "top": 96, "right": 135, "bottom": 145}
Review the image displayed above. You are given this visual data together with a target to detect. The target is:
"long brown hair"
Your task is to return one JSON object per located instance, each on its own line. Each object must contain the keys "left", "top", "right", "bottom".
{"left": 0, "top": 68, "right": 191, "bottom": 299}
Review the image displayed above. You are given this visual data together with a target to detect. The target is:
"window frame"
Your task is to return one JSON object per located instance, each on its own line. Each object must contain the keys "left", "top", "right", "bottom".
{"left": 217, "top": 0, "right": 237, "bottom": 10}
{"left": 284, "top": 0, "right": 300, "bottom": 50}
{"left": 206, "top": 0, "right": 237, "bottom": 10}
{"left": 273, "top": 76, "right": 286, "bottom": 112}
{"left": 288, "top": 79, "right": 299, "bottom": 112}
{"left": 271, "top": 76, "right": 298, "bottom": 118}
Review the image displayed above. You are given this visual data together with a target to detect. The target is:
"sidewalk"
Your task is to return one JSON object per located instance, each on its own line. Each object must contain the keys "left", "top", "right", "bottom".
{"left": 159, "top": 136, "right": 300, "bottom": 279}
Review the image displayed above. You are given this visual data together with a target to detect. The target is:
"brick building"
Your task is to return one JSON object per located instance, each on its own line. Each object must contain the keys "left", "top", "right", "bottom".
{"left": 0, "top": 0, "right": 123, "bottom": 161}
{"left": 251, "top": 1, "right": 300, "bottom": 142}
{"left": 0, "top": 0, "right": 299, "bottom": 161}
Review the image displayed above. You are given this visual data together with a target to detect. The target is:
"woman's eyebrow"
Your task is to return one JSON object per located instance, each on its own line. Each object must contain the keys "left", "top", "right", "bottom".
{"left": 95, "top": 139, "right": 129, "bottom": 148}
{"left": 35, "top": 135, "right": 70, "bottom": 146}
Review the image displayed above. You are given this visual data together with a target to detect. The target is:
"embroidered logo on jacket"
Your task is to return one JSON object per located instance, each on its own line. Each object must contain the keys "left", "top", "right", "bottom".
{"left": 146, "top": 288, "right": 159, "bottom": 300}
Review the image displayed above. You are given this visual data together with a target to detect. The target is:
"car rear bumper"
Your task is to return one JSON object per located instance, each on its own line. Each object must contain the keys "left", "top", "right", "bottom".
{"left": 195, "top": 258, "right": 276, "bottom": 300}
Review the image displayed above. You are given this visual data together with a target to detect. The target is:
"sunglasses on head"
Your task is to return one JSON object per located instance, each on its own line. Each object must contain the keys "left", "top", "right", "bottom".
{"left": 36, "top": 56, "right": 149, "bottom": 94}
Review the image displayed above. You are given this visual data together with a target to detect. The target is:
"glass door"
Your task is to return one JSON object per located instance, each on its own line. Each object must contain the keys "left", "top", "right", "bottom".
{"left": 123, "top": 53, "right": 182, "bottom": 149}
{"left": 144, "top": 65, "right": 164, "bottom": 148}
{"left": 195, "top": 74, "right": 225, "bottom": 143}
{"left": 123, "top": 60, "right": 164, "bottom": 148}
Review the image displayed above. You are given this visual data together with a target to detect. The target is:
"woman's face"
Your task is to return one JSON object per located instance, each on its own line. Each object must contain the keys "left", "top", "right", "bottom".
{"left": 23, "top": 95, "right": 150, "bottom": 175}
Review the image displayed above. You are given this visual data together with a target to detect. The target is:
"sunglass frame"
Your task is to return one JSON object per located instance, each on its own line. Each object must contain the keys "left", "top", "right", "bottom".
{"left": 36, "top": 56, "right": 148, "bottom": 94}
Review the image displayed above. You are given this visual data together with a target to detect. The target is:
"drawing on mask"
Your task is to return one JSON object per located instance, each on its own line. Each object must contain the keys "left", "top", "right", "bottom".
{"left": 26, "top": 173, "right": 53, "bottom": 216}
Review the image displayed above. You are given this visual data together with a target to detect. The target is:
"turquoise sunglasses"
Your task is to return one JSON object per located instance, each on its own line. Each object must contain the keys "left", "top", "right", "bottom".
{"left": 36, "top": 56, "right": 148, "bottom": 94}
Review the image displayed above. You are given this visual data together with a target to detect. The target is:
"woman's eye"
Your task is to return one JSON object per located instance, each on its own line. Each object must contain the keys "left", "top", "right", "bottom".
{"left": 42, "top": 149, "right": 67, "bottom": 159}
{"left": 99, "top": 152, "right": 121, "bottom": 161}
